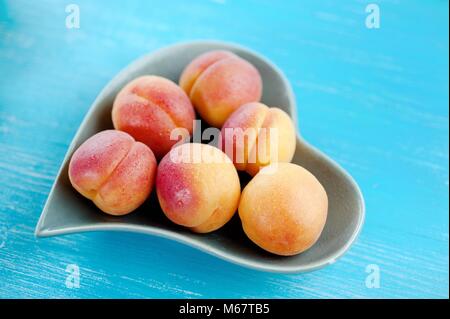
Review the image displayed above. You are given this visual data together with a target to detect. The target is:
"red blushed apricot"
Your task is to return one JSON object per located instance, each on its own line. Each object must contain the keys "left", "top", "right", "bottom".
{"left": 112, "top": 76, "right": 196, "bottom": 159}
{"left": 68, "top": 130, "right": 157, "bottom": 215}
{"left": 179, "top": 50, "right": 236, "bottom": 96}
{"left": 179, "top": 50, "right": 262, "bottom": 128}
{"left": 220, "top": 102, "right": 296, "bottom": 176}
{"left": 238, "top": 163, "right": 328, "bottom": 256}
{"left": 156, "top": 143, "right": 241, "bottom": 233}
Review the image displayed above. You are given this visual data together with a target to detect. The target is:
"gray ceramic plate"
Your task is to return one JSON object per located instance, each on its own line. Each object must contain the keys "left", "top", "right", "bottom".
{"left": 35, "top": 40, "right": 365, "bottom": 273}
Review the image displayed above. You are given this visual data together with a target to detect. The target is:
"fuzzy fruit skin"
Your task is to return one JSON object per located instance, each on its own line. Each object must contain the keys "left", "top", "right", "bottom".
{"left": 68, "top": 130, "right": 157, "bottom": 215}
{"left": 112, "top": 75, "right": 196, "bottom": 159}
{"left": 238, "top": 163, "right": 328, "bottom": 256}
{"left": 156, "top": 143, "right": 241, "bottom": 233}
{"left": 220, "top": 102, "right": 296, "bottom": 176}
{"left": 179, "top": 50, "right": 262, "bottom": 128}
{"left": 179, "top": 50, "right": 236, "bottom": 96}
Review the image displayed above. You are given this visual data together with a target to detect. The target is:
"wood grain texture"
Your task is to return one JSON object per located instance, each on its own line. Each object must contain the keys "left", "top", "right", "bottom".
{"left": 0, "top": 0, "right": 448, "bottom": 298}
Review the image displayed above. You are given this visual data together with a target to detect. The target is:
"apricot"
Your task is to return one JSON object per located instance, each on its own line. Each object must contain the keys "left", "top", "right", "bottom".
{"left": 238, "top": 163, "right": 328, "bottom": 256}
{"left": 220, "top": 102, "right": 296, "bottom": 176}
{"left": 68, "top": 130, "right": 157, "bottom": 215}
{"left": 112, "top": 75, "right": 196, "bottom": 159}
{"left": 179, "top": 50, "right": 262, "bottom": 127}
{"left": 156, "top": 143, "right": 240, "bottom": 233}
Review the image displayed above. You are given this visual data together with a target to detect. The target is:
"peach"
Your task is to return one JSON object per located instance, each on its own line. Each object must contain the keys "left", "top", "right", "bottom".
{"left": 156, "top": 143, "right": 240, "bottom": 233}
{"left": 112, "top": 75, "right": 196, "bottom": 159}
{"left": 220, "top": 102, "right": 296, "bottom": 176}
{"left": 238, "top": 163, "right": 328, "bottom": 256}
{"left": 179, "top": 50, "right": 262, "bottom": 127}
{"left": 68, "top": 130, "right": 157, "bottom": 215}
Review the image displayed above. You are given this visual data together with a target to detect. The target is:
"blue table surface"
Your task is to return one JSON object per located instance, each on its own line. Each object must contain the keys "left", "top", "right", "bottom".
{"left": 0, "top": 0, "right": 448, "bottom": 298}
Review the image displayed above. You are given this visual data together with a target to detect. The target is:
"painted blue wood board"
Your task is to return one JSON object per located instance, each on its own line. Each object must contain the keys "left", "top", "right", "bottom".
{"left": 0, "top": 0, "right": 448, "bottom": 298}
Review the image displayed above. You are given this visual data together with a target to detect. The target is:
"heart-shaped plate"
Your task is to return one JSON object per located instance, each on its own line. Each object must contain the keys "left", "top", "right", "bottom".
{"left": 35, "top": 40, "right": 365, "bottom": 273}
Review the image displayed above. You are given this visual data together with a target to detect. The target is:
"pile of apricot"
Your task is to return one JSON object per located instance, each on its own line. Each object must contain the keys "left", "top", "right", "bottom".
{"left": 69, "top": 50, "right": 328, "bottom": 256}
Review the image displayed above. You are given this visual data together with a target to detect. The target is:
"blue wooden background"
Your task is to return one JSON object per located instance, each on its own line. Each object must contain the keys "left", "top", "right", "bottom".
{"left": 0, "top": 0, "right": 448, "bottom": 298}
